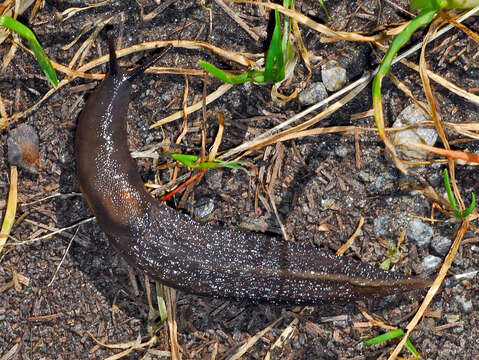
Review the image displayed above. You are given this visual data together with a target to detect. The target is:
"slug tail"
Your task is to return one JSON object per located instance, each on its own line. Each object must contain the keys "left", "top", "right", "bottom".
{"left": 107, "top": 32, "right": 119, "bottom": 76}
{"left": 106, "top": 31, "right": 172, "bottom": 81}
{"left": 128, "top": 44, "right": 173, "bottom": 80}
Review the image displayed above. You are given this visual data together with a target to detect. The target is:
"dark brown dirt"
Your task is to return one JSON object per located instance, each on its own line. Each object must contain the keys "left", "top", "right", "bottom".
{"left": 1, "top": 0, "right": 478, "bottom": 359}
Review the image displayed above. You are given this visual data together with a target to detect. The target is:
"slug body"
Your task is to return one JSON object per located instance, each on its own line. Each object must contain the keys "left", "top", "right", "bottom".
{"left": 75, "top": 39, "right": 430, "bottom": 304}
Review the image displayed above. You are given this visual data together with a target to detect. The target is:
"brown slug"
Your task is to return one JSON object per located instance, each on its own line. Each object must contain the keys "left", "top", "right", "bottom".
{"left": 75, "top": 36, "right": 431, "bottom": 304}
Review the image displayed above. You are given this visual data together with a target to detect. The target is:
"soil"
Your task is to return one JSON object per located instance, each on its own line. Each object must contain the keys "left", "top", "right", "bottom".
{"left": 0, "top": 0, "right": 478, "bottom": 359}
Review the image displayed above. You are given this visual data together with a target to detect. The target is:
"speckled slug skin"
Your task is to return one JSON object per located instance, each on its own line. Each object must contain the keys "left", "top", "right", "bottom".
{"left": 75, "top": 36, "right": 430, "bottom": 305}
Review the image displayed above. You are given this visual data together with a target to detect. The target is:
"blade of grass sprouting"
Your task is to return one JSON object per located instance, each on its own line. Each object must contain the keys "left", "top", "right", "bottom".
{"left": 404, "top": 337, "right": 419, "bottom": 356}
{"left": 443, "top": 169, "right": 461, "bottom": 218}
{"left": 317, "top": 0, "right": 330, "bottom": 18}
{"left": 0, "top": 15, "right": 58, "bottom": 87}
{"left": 363, "top": 329, "right": 404, "bottom": 346}
{"left": 363, "top": 329, "right": 419, "bottom": 356}
{"left": 155, "top": 281, "right": 168, "bottom": 324}
{"left": 443, "top": 168, "right": 476, "bottom": 219}
{"left": 462, "top": 192, "right": 476, "bottom": 217}
{"left": 0, "top": 166, "right": 18, "bottom": 255}
{"left": 199, "top": 60, "right": 264, "bottom": 84}
{"left": 200, "top": 4, "right": 290, "bottom": 85}
{"left": 264, "top": 9, "right": 285, "bottom": 83}
{"left": 380, "top": 258, "right": 391, "bottom": 270}
{"left": 169, "top": 153, "right": 246, "bottom": 171}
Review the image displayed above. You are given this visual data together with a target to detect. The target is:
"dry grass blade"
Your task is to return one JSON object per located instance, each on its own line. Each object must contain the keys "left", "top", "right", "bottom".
{"left": 257, "top": 125, "right": 363, "bottom": 144}
{"left": 448, "top": 122, "right": 479, "bottom": 140}
{"left": 439, "top": 12, "right": 479, "bottom": 45}
{"left": 59, "top": 0, "right": 110, "bottom": 22}
{"left": 337, "top": 216, "right": 364, "bottom": 256}
{"left": 160, "top": 285, "right": 181, "bottom": 360}
{"left": 9, "top": 217, "right": 94, "bottom": 246}
{"left": 118, "top": 39, "right": 260, "bottom": 67}
{"left": 2, "top": 32, "right": 19, "bottom": 70}
{"left": 208, "top": 113, "right": 225, "bottom": 161}
{"left": 175, "top": 75, "right": 190, "bottom": 145}
{"left": 419, "top": 18, "right": 449, "bottom": 152}
{"left": 402, "top": 58, "right": 479, "bottom": 104}
{"left": 142, "top": 0, "right": 176, "bottom": 22}
{"left": 86, "top": 331, "right": 142, "bottom": 350}
{"left": 358, "top": 305, "right": 397, "bottom": 331}
{"left": 229, "top": 316, "right": 282, "bottom": 360}
{"left": 86, "top": 331, "right": 159, "bottom": 360}
{"left": 387, "top": 220, "right": 469, "bottom": 360}
{"left": 61, "top": 21, "right": 96, "bottom": 51}
{"left": 67, "top": 15, "right": 113, "bottom": 69}
{"left": 47, "top": 227, "right": 79, "bottom": 286}
{"left": 0, "top": 166, "right": 17, "bottom": 254}
{"left": 32, "top": 39, "right": 259, "bottom": 77}
{"left": 264, "top": 317, "right": 298, "bottom": 360}
{"left": 373, "top": 89, "right": 409, "bottom": 174}
{"left": 387, "top": 70, "right": 432, "bottom": 117}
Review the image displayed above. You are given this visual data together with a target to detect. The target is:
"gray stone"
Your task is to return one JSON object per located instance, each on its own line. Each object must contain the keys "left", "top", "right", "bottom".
{"left": 193, "top": 197, "right": 215, "bottom": 218}
{"left": 455, "top": 295, "right": 473, "bottom": 313}
{"left": 430, "top": 236, "right": 452, "bottom": 256}
{"left": 321, "top": 60, "right": 347, "bottom": 92}
{"left": 374, "top": 216, "right": 391, "bottom": 237}
{"left": 334, "top": 145, "right": 349, "bottom": 158}
{"left": 422, "top": 255, "right": 442, "bottom": 272}
{"left": 299, "top": 81, "right": 328, "bottom": 106}
{"left": 390, "top": 102, "right": 438, "bottom": 160}
{"left": 7, "top": 124, "right": 40, "bottom": 173}
{"left": 407, "top": 218, "right": 433, "bottom": 247}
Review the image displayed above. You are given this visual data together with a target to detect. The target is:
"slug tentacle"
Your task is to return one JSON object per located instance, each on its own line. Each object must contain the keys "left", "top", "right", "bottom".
{"left": 75, "top": 37, "right": 431, "bottom": 305}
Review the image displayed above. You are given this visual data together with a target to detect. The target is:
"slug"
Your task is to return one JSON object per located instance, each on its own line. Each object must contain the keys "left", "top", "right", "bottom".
{"left": 75, "top": 36, "right": 431, "bottom": 305}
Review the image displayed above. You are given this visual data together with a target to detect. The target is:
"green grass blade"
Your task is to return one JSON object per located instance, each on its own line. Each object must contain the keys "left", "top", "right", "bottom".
{"left": 443, "top": 169, "right": 460, "bottom": 217}
{"left": 405, "top": 338, "right": 420, "bottom": 357}
{"left": 0, "top": 15, "right": 58, "bottom": 87}
{"left": 363, "top": 329, "right": 404, "bottom": 346}
{"left": 443, "top": 169, "right": 476, "bottom": 219}
{"left": 169, "top": 153, "right": 247, "bottom": 171}
{"left": 317, "top": 0, "right": 330, "bottom": 18}
{"left": 462, "top": 192, "right": 476, "bottom": 218}
{"left": 200, "top": 3, "right": 292, "bottom": 85}
{"left": 363, "top": 329, "right": 419, "bottom": 356}
{"left": 199, "top": 60, "right": 256, "bottom": 84}
{"left": 156, "top": 282, "right": 168, "bottom": 323}
{"left": 264, "top": 9, "right": 285, "bottom": 83}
